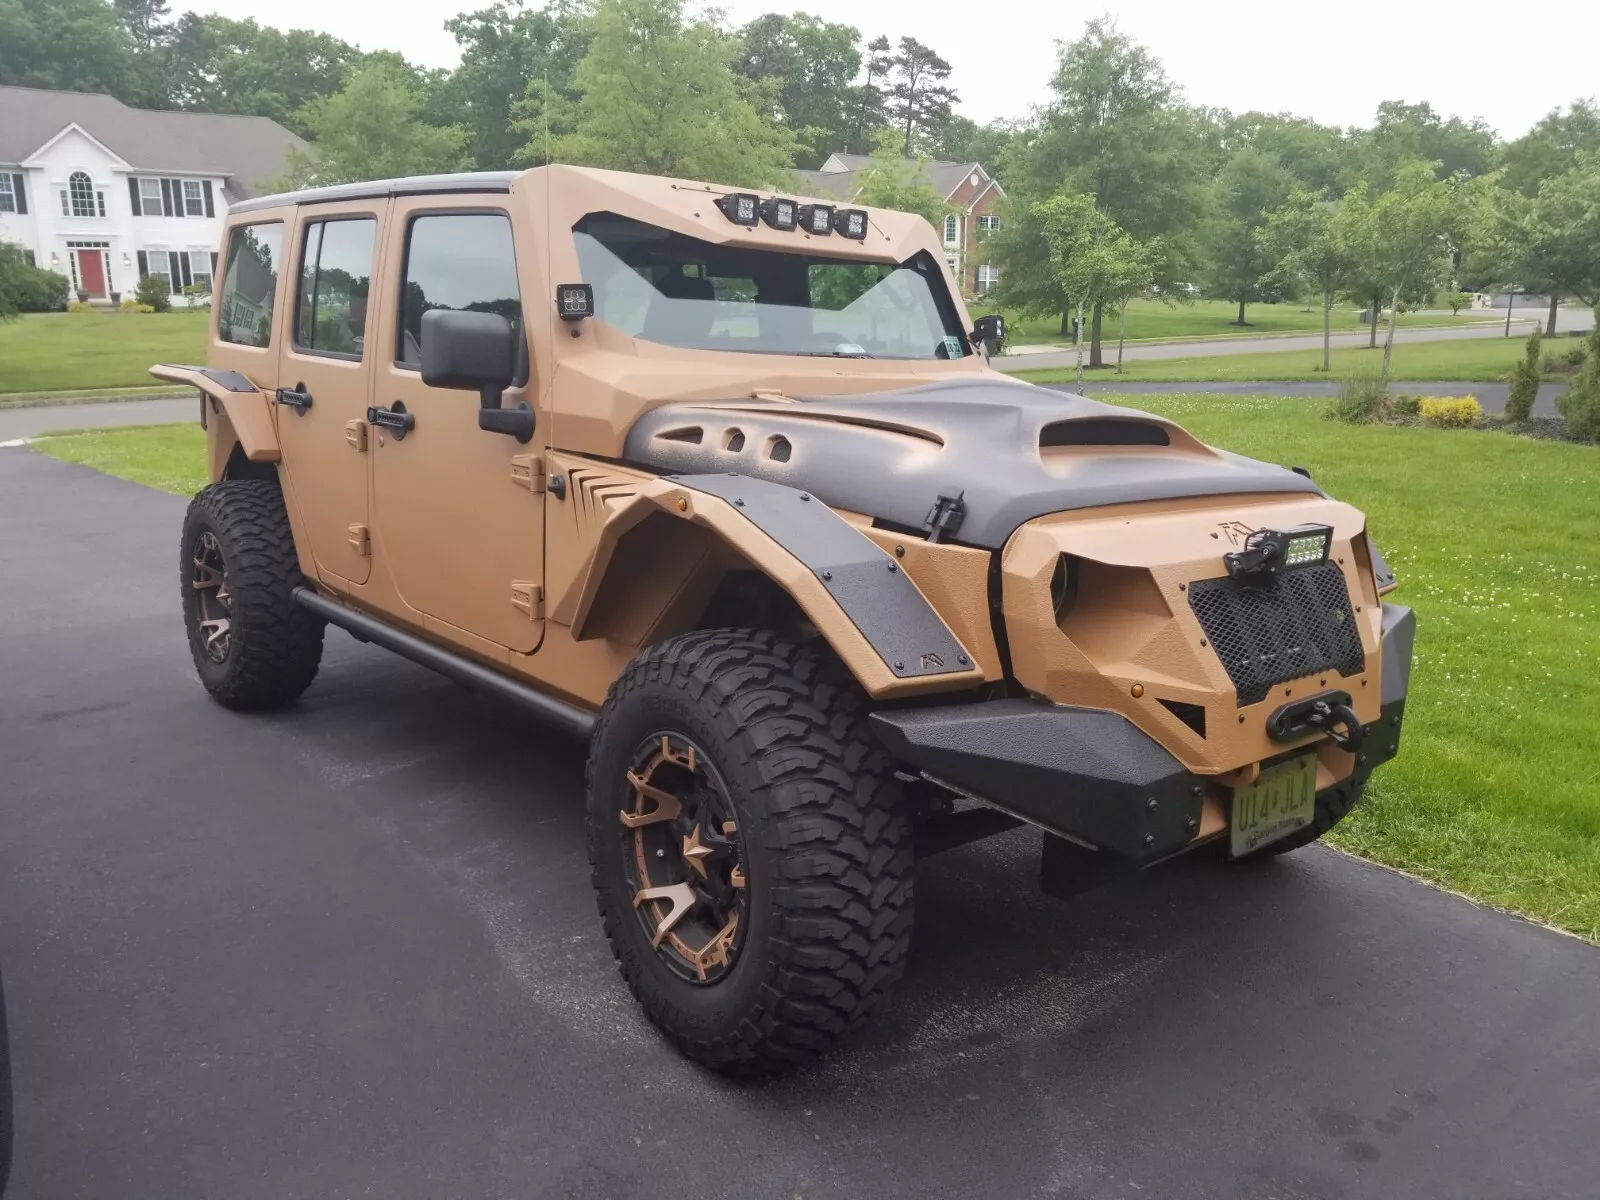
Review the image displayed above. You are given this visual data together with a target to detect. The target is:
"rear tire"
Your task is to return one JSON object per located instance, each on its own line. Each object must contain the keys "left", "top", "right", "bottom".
{"left": 179, "top": 479, "right": 324, "bottom": 711}
{"left": 586, "top": 629, "right": 914, "bottom": 1075}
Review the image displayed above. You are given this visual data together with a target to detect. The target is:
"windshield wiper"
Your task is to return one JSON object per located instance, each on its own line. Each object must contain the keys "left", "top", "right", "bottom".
{"left": 793, "top": 349, "right": 875, "bottom": 359}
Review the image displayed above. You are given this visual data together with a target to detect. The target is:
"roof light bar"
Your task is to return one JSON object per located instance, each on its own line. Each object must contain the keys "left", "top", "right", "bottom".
{"left": 833, "top": 208, "right": 868, "bottom": 240}
{"left": 759, "top": 196, "right": 798, "bottom": 231}
{"left": 798, "top": 203, "right": 834, "bottom": 236}
{"left": 715, "top": 192, "right": 760, "bottom": 226}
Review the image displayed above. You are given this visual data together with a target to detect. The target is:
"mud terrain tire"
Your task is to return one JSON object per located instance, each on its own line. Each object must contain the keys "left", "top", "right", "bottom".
{"left": 1239, "top": 778, "right": 1366, "bottom": 859}
{"left": 587, "top": 629, "right": 914, "bottom": 1075}
{"left": 179, "top": 479, "right": 324, "bottom": 711}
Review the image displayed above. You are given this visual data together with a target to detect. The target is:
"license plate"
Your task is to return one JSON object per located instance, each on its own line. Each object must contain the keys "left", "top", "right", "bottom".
{"left": 1230, "top": 754, "right": 1317, "bottom": 856}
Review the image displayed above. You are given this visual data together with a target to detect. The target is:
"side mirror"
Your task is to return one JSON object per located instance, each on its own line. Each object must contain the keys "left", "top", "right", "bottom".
{"left": 420, "top": 309, "right": 534, "bottom": 443}
{"left": 971, "top": 313, "right": 1006, "bottom": 355}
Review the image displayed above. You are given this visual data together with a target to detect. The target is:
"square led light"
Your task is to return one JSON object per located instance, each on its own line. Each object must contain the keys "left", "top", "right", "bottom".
{"left": 759, "top": 196, "right": 798, "bottom": 230}
{"left": 798, "top": 203, "right": 834, "bottom": 235}
{"left": 833, "top": 208, "right": 868, "bottom": 240}
{"left": 1282, "top": 523, "right": 1333, "bottom": 567}
{"left": 555, "top": 282, "right": 594, "bottom": 321}
{"left": 715, "top": 192, "right": 760, "bottom": 226}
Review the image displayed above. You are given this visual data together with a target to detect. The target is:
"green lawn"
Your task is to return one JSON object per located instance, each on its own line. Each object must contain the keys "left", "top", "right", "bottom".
{"left": 27, "top": 407, "right": 1600, "bottom": 942}
{"left": 1011, "top": 335, "right": 1543, "bottom": 383}
{"left": 977, "top": 298, "right": 1506, "bottom": 346}
{"left": 0, "top": 311, "right": 208, "bottom": 394}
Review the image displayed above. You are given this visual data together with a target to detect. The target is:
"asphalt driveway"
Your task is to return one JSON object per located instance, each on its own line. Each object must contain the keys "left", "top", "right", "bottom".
{"left": 2, "top": 448, "right": 1597, "bottom": 1200}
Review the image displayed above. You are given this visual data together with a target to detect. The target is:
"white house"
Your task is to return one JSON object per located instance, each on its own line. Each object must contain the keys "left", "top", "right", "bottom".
{"left": 0, "top": 85, "right": 302, "bottom": 307}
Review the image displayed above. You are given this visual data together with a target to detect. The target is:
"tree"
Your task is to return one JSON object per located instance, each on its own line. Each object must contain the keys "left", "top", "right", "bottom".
{"left": 1483, "top": 162, "right": 1600, "bottom": 334}
{"left": 736, "top": 13, "right": 861, "bottom": 169}
{"left": 847, "top": 128, "right": 951, "bottom": 225}
{"left": 846, "top": 35, "right": 893, "bottom": 155}
{"left": 1557, "top": 314, "right": 1600, "bottom": 442}
{"left": 1222, "top": 111, "right": 1349, "bottom": 196}
{"left": 113, "top": 0, "right": 167, "bottom": 50}
{"left": 1498, "top": 100, "right": 1600, "bottom": 198}
{"left": 283, "top": 61, "right": 470, "bottom": 187}
{"left": 540, "top": 0, "right": 795, "bottom": 187}
{"left": 1350, "top": 100, "right": 1500, "bottom": 188}
{"left": 1205, "top": 146, "right": 1296, "bottom": 325}
{"left": 1505, "top": 327, "right": 1541, "bottom": 423}
{"left": 0, "top": 0, "right": 138, "bottom": 99}
{"left": 984, "top": 197, "right": 1077, "bottom": 337}
{"left": 884, "top": 37, "right": 958, "bottom": 157}
{"left": 1036, "top": 192, "right": 1158, "bottom": 381}
{"left": 925, "top": 115, "right": 1016, "bottom": 168}
{"left": 1263, "top": 190, "right": 1355, "bottom": 372}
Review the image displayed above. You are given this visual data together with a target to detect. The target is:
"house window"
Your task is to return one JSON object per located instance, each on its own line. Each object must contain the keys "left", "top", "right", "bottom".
{"left": 0, "top": 175, "right": 13, "bottom": 214}
{"left": 188, "top": 250, "right": 213, "bottom": 293}
{"left": 943, "top": 214, "right": 959, "bottom": 246}
{"left": 945, "top": 256, "right": 959, "bottom": 276}
{"left": 182, "top": 180, "right": 205, "bottom": 217}
{"left": 68, "top": 171, "right": 97, "bottom": 217}
{"left": 139, "top": 178, "right": 163, "bottom": 217}
{"left": 142, "top": 251, "right": 172, "bottom": 294}
{"left": 977, "top": 214, "right": 1001, "bottom": 232}
{"left": 977, "top": 265, "right": 1000, "bottom": 294}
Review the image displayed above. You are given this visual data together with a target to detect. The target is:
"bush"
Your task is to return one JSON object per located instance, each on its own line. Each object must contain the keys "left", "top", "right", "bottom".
{"left": 1418, "top": 396, "right": 1482, "bottom": 428}
{"left": 117, "top": 299, "right": 157, "bottom": 314}
{"left": 1333, "top": 369, "right": 1387, "bottom": 423}
{"left": 134, "top": 274, "right": 172, "bottom": 313}
{"left": 0, "top": 242, "right": 71, "bottom": 317}
{"left": 1444, "top": 290, "right": 1473, "bottom": 316}
{"left": 1392, "top": 393, "right": 1421, "bottom": 418}
{"left": 1557, "top": 321, "right": 1600, "bottom": 442}
{"left": 1506, "top": 328, "right": 1541, "bottom": 422}
{"left": 182, "top": 282, "right": 211, "bottom": 312}
{"left": 66, "top": 300, "right": 102, "bottom": 314}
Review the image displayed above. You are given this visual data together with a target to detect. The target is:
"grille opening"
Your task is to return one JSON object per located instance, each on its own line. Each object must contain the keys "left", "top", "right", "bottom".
{"left": 722, "top": 428, "right": 745, "bottom": 452}
{"left": 1158, "top": 698, "right": 1207, "bottom": 738}
{"left": 766, "top": 435, "right": 792, "bottom": 462}
{"left": 658, "top": 426, "right": 703, "bottom": 444}
{"left": 1041, "top": 419, "right": 1170, "bottom": 448}
{"left": 1188, "top": 564, "right": 1364, "bottom": 706}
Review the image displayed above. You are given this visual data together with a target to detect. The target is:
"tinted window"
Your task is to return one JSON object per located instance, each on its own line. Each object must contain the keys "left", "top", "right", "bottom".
{"left": 398, "top": 213, "right": 522, "bottom": 367}
{"left": 295, "top": 218, "right": 377, "bottom": 359}
{"left": 573, "top": 214, "right": 968, "bottom": 360}
{"left": 218, "top": 222, "right": 283, "bottom": 348}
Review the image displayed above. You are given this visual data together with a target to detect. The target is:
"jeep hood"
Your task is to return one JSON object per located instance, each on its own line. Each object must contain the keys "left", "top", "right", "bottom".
{"left": 621, "top": 377, "right": 1321, "bottom": 549}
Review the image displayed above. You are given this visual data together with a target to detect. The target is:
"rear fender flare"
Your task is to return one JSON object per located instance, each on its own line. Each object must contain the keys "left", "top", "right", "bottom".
{"left": 150, "top": 364, "right": 279, "bottom": 467}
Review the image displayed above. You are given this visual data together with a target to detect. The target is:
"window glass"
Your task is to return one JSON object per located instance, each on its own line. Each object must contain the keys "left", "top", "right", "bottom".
{"left": 188, "top": 250, "right": 213, "bottom": 293}
{"left": 218, "top": 222, "right": 283, "bottom": 347}
{"left": 69, "top": 172, "right": 95, "bottom": 218}
{"left": 144, "top": 252, "right": 172, "bottom": 295}
{"left": 943, "top": 214, "right": 958, "bottom": 244}
{"left": 574, "top": 213, "right": 968, "bottom": 360}
{"left": 398, "top": 213, "right": 521, "bottom": 367}
{"left": 0, "top": 176, "right": 14, "bottom": 214}
{"left": 295, "top": 218, "right": 377, "bottom": 358}
{"left": 139, "top": 178, "right": 162, "bottom": 217}
{"left": 182, "top": 180, "right": 205, "bottom": 217}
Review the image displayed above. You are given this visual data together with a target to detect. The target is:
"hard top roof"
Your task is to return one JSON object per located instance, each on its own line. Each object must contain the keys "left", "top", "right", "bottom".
{"left": 229, "top": 171, "right": 520, "bottom": 215}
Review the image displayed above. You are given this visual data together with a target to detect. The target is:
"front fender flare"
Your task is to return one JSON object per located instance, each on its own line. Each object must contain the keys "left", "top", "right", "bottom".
{"left": 150, "top": 363, "right": 279, "bottom": 463}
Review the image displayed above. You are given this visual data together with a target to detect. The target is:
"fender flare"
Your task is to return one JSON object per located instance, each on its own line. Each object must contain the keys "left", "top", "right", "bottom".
{"left": 150, "top": 363, "right": 279, "bottom": 463}
{"left": 568, "top": 474, "right": 983, "bottom": 699}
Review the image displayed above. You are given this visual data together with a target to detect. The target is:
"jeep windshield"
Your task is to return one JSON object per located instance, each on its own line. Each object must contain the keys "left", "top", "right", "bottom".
{"left": 573, "top": 213, "right": 971, "bottom": 360}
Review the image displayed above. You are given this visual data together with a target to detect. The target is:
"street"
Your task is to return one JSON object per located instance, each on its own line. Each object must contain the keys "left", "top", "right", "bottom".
{"left": 2, "top": 447, "right": 1598, "bottom": 1200}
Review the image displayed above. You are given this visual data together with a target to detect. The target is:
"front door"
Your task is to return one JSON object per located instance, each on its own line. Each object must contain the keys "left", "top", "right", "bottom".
{"left": 76, "top": 250, "right": 106, "bottom": 298}
{"left": 274, "top": 201, "right": 387, "bottom": 587}
{"left": 369, "top": 199, "right": 545, "bottom": 653}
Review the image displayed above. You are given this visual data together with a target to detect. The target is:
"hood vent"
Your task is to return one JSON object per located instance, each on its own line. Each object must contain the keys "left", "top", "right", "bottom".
{"left": 1041, "top": 419, "right": 1170, "bottom": 448}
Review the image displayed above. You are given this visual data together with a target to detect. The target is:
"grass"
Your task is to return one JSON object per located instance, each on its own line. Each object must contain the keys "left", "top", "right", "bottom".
{"left": 0, "top": 311, "right": 208, "bottom": 394}
{"left": 1011, "top": 336, "right": 1543, "bottom": 384}
{"left": 976, "top": 298, "right": 1504, "bottom": 346}
{"left": 28, "top": 406, "right": 1600, "bottom": 942}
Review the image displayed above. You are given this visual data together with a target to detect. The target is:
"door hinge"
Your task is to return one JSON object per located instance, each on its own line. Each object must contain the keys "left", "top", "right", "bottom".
{"left": 510, "top": 581, "right": 544, "bottom": 620}
{"left": 511, "top": 454, "right": 546, "bottom": 493}
{"left": 345, "top": 420, "right": 368, "bottom": 452}
{"left": 347, "top": 523, "right": 371, "bottom": 556}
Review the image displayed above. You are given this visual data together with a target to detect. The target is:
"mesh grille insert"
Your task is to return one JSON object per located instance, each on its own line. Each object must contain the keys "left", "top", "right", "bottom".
{"left": 1188, "top": 564, "right": 1365, "bottom": 706}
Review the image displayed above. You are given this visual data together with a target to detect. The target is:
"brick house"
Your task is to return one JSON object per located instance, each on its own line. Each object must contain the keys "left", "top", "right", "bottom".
{"left": 795, "top": 153, "right": 1006, "bottom": 299}
{"left": 0, "top": 85, "right": 302, "bottom": 306}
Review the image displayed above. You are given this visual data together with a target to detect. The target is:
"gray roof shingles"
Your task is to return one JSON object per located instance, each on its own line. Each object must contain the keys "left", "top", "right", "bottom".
{"left": 0, "top": 86, "right": 304, "bottom": 200}
{"left": 799, "top": 154, "right": 995, "bottom": 205}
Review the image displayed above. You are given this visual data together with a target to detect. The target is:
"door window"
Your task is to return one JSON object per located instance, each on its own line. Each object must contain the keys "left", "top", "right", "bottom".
{"left": 218, "top": 222, "right": 283, "bottom": 347}
{"left": 295, "top": 218, "right": 377, "bottom": 359}
{"left": 397, "top": 213, "right": 522, "bottom": 368}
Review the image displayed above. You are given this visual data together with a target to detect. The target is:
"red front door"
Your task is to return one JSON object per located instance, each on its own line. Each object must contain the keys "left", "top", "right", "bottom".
{"left": 76, "top": 250, "right": 106, "bottom": 297}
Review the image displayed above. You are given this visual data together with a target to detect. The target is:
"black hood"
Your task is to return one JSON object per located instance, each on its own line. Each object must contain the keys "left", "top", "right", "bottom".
{"left": 621, "top": 377, "right": 1321, "bottom": 549}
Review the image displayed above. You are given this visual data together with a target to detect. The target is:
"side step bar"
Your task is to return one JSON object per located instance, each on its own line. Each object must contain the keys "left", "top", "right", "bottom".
{"left": 291, "top": 587, "right": 596, "bottom": 739}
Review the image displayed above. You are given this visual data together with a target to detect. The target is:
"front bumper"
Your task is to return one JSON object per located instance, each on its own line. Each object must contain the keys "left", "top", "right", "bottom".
{"left": 871, "top": 603, "right": 1414, "bottom": 861}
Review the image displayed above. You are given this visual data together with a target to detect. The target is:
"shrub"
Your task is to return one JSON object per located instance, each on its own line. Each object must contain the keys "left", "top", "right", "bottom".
{"left": 1333, "top": 369, "right": 1387, "bottom": 423}
{"left": 117, "top": 299, "right": 157, "bottom": 314}
{"left": 1418, "top": 396, "right": 1482, "bottom": 428}
{"left": 182, "top": 282, "right": 212, "bottom": 312}
{"left": 134, "top": 274, "right": 172, "bottom": 313}
{"left": 1444, "top": 290, "right": 1473, "bottom": 316}
{"left": 1392, "top": 393, "right": 1421, "bottom": 418}
{"left": 0, "top": 242, "right": 70, "bottom": 316}
{"left": 66, "top": 300, "right": 99, "bottom": 314}
{"left": 1566, "top": 342, "right": 1588, "bottom": 369}
{"left": 1506, "top": 328, "right": 1541, "bottom": 422}
{"left": 1557, "top": 321, "right": 1600, "bottom": 442}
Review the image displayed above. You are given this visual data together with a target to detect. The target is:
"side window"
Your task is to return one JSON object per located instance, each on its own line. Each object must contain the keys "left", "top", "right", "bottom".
{"left": 398, "top": 212, "right": 521, "bottom": 368}
{"left": 218, "top": 222, "right": 283, "bottom": 348}
{"left": 295, "top": 218, "right": 377, "bottom": 359}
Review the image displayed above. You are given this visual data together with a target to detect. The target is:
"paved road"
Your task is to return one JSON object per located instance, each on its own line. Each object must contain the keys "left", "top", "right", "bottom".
{"left": 3, "top": 448, "right": 1599, "bottom": 1199}
{"left": 1059, "top": 379, "right": 1569, "bottom": 416}
{"left": 0, "top": 395, "right": 194, "bottom": 442}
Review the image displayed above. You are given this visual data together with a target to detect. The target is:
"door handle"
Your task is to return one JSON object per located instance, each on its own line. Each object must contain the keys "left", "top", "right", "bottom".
{"left": 274, "top": 382, "right": 313, "bottom": 414}
{"left": 366, "top": 402, "right": 415, "bottom": 440}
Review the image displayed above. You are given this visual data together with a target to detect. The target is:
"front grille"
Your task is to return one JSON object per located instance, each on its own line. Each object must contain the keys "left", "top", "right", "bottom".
{"left": 1188, "top": 564, "right": 1365, "bottom": 705}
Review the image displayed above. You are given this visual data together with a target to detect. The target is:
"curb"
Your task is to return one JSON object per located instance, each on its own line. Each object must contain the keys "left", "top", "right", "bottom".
{"left": 0, "top": 390, "right": 189, "bottom": 411}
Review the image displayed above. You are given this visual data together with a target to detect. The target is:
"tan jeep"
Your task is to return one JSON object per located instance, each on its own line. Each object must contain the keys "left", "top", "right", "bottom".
{"left": 155, "top": 166, "right": 1413, "bottom": 1075}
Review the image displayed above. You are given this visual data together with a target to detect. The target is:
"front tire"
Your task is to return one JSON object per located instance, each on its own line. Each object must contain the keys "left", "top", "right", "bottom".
{"left": 587, "top": 629, "right": 914, "bottom": 1075}
{"left": 179, "top": 479, "right": 324, "bottom": 710}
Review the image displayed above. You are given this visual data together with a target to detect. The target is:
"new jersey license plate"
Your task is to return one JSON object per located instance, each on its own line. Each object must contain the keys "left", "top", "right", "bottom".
{"left": 1230, "top": 754, "right": 1317, "bottom": 857}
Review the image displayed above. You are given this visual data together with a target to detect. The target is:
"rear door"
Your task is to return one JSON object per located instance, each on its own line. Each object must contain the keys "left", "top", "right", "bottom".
{"left": 274, "top": 200, "right": 387, "bottom": 586}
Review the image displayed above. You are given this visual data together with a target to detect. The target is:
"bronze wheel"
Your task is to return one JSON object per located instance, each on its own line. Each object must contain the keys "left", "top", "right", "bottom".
{"left": 189, "top": 530, "right": 233, "bottom": 663}
{"left": 617, "top": 733, "right": 749, "bottom": 985}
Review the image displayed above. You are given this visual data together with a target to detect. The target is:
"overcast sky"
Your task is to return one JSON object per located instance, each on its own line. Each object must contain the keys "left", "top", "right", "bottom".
{"left": 170, "top": 0, "right": 1598, "bottom": 140}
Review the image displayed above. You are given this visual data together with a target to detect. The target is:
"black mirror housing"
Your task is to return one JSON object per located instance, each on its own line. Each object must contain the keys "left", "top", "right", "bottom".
{"left": 420, "top": 308, "right": 534, "bottom": 443}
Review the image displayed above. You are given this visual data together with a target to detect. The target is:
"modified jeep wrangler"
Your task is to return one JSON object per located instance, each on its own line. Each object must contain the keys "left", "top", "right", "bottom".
{"left": 155, "top": 167, "right": 1413, "bottom": 1075}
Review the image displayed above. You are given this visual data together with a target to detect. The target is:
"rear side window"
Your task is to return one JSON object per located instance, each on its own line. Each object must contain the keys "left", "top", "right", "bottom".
{"left": 398, "top": 213, "right": 521, "bottom": 367}
{"left": 217, "top": 222, "right": 282, "bottom": 347}
{"left": 295, "top": 218, "right": 378, "bottom": 359}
